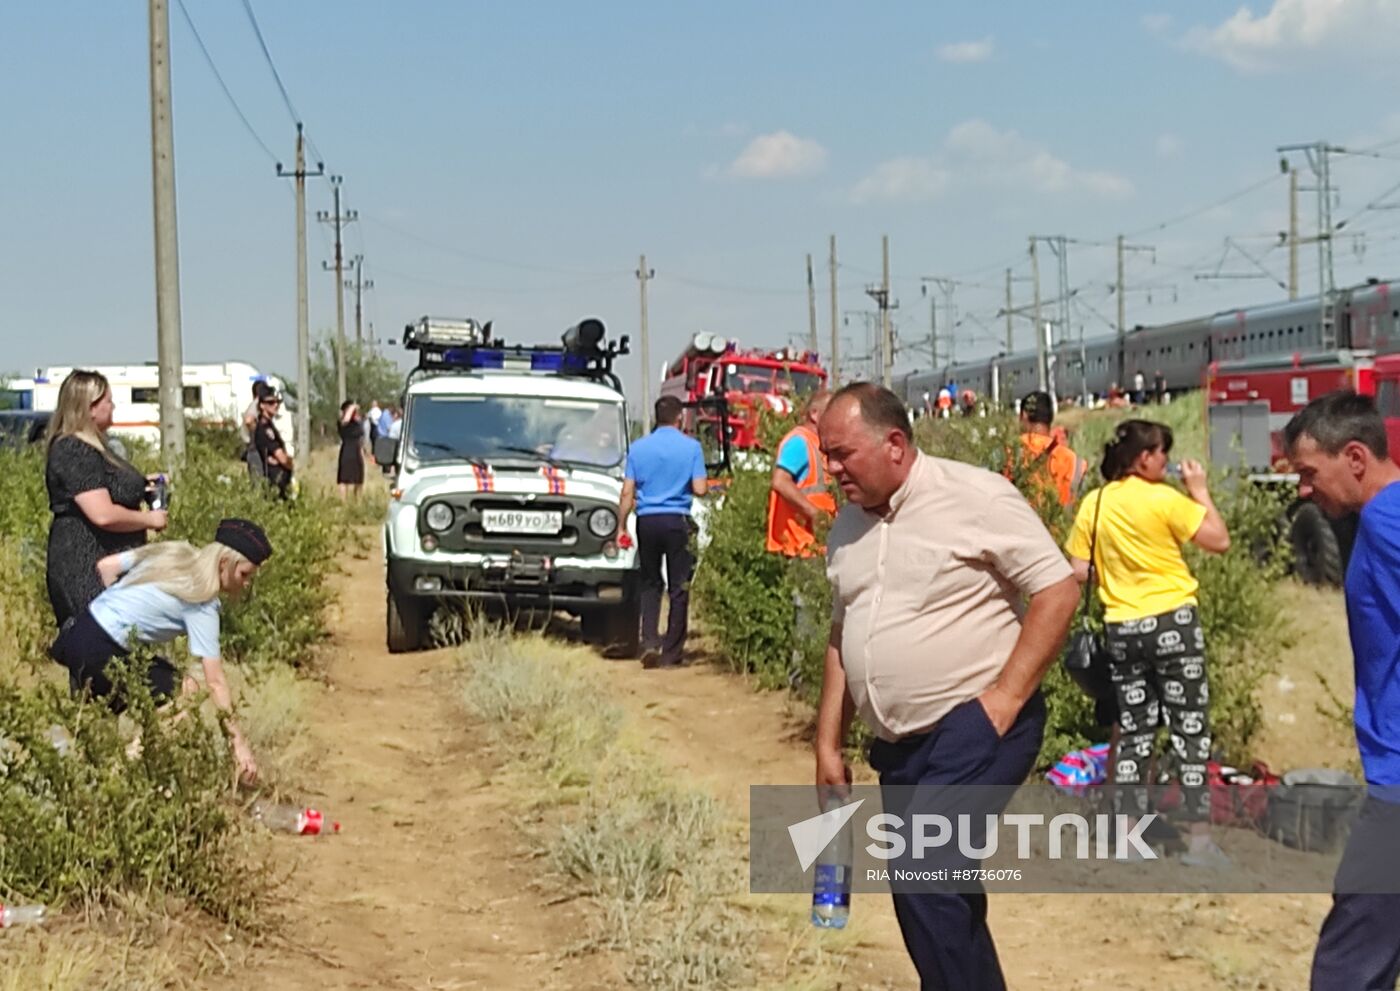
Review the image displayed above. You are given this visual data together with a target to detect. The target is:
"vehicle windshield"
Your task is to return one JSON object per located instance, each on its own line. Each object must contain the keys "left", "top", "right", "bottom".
{"left": 786, "top": 370, "right": 824, "bottom": 395}
{"left": 730, "top": 364, "right": 777, "bottom": 394}
{"left": 407, "top": 394, "right": 626, "bottom": 470}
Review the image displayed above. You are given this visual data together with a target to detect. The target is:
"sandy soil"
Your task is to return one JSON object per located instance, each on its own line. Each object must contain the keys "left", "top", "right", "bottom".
{"left": 212, "top": 543, "right": 1354, "bottom": 990}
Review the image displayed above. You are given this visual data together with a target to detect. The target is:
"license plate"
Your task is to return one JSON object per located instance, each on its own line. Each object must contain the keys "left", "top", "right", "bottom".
{"left": 480, "top": 509, "right": 563, "bottom": 534}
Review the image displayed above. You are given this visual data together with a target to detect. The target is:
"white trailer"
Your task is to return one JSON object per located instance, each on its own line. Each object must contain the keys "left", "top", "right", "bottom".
{"left": 7, "top": 362, "right": 297, "bottom": 455}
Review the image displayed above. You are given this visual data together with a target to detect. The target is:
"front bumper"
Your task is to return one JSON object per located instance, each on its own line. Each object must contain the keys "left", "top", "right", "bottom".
{"left": 387, "top": 555, "right": 637, "bottom": 609}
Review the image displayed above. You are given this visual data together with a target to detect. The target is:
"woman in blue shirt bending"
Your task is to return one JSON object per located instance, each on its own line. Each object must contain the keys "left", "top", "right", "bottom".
{"left": 49, "top": 518, "right": 273, "bottom": 785}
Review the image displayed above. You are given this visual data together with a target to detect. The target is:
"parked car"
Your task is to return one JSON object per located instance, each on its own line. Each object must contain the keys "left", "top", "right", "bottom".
{"left": 0, "top": 410, "right": 51, "bottom": 448}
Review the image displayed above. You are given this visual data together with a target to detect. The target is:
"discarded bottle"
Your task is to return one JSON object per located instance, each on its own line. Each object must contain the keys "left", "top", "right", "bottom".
{"left": 810, "top": 796, "right": 853, "bottom": 930}
{"left": 46, "top": 724, "right": 73, "bottom": 756}
{"left": 148, "top": 474, "right": 170, "bottom": 511}
{"left": 0, "top": 904, "right": 47, "bottom": 928}
{"left": 252, "top": 802, "right": 341, "bottom": 836}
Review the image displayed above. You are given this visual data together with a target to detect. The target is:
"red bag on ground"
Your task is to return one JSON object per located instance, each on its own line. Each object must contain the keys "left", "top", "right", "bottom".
{"left": 1208, "top": 761, "right": 1280, "bottom": 827}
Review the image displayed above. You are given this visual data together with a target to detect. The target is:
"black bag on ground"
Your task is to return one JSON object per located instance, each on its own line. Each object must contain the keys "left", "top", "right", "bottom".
{"left": 1265, "top": 769, "right": 1363, "bottom": 853}
{"left": 1063, "top": 489, "right": 1116, "bottom": 711}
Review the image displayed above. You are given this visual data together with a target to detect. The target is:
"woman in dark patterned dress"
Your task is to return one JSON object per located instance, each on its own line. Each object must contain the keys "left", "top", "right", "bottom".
{"left": 336, "top": 400, "right": 366, "bottom": 499}
{"left": 44, "top": 370, "right": 167, "bottom": 628}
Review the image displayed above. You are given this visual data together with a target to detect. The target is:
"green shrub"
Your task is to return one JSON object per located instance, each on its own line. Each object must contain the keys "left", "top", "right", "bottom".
{"left": 0, "top": 658, "right": 271, "bottom": 925}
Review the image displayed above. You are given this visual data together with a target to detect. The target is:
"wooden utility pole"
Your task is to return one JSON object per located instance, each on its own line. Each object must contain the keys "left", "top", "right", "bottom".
{"left": 636, "top": 256, "right": 654, "bottom": 420}
{"left": 805, "top": 254, "right": 818, "bottom": 354}
{"left": 345, "top": 255, "right": 374, "bottom": 345}
{"left": 318, "top": 176, "right": 357, "bottom": 406}
{"left": 149, "top": 0, "right": 185, "bottom": 462}
{"left": 277, "top": 125, "right": 322, "bottom": 458}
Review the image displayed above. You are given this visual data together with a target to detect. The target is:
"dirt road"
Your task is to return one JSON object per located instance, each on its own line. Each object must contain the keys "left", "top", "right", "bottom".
{"left": 216, "top": 546, "right": 1339, "bottom": 990}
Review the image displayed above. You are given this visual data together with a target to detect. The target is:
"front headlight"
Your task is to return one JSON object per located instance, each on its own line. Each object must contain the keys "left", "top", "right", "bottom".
{"left": 424, "top": 502, "right": 455, "bottom": 532}
{"left": 588, "top": 508, "right": 617, "bottom": 537}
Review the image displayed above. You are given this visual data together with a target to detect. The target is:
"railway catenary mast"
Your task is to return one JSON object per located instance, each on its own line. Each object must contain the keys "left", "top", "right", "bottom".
{"left": 894, "top": 277, "right": 1400, "bottom": 410}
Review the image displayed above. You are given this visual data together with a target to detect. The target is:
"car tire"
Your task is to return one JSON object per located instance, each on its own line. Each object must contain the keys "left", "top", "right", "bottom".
{"left": 1290, "top": 502, "right": 1344, "bottom": 587}
{"left": 387, "top": 587, "right": 426, "bottom": 653}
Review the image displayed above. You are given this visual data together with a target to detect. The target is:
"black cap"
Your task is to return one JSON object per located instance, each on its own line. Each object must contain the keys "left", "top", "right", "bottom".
{"left": 1020, "top": 390, "right": 1054, "bottom": 425}
{"left": 215, "top": 518, "right": 273, "bottom": 565}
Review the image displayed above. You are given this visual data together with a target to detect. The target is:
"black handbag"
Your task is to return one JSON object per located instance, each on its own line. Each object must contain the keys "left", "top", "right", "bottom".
{"left": 1063, "top": 489, "right": 1116, "bottom": 703}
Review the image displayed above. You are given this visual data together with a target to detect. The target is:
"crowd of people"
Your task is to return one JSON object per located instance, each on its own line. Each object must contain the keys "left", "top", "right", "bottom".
{"left": 26, "top": 363, "right": 1400, "bottom": 988}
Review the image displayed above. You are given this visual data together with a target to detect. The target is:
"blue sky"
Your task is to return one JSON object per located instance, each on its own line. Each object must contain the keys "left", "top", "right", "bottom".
{"left": 6, "top": 0, "right": 1400, "bottom": 399}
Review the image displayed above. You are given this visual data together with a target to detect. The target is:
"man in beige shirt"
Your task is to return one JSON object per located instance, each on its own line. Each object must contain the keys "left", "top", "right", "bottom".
{"left": 816, "top": 383, "right": 1079, "bottom": 990}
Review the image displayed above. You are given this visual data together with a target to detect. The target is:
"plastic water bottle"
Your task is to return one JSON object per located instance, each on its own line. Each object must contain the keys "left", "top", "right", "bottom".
{"left": 252, "top": 802, "right": 341, "bottom": 836}
{"left": 0, "top": 904, "right": 47, "bottom": 928}
{"left": 149, "top": 475, "right": 170, "bottom": 510}
{"left": 811, "top": 797, "right": 853, "bottom": 929}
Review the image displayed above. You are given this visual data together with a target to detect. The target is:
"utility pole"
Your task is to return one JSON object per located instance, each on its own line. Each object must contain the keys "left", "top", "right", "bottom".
{"left": 149, "top": 0, "right": 185, "bottom": 462}
{"left": 317, "top": 175, "right": 357, "bottom": 406}
{"left": 277, "top": 125, "right": 323, "bottom": 459}
{"left": 865, "top": 236, "right": 896, "bottom": 388}
{"left": 344, "top": 255, "right": 374, "bottom": 345}
{"left": 1279, "top": 141, "right": 1343, "bottom": 347}
{"left": 1030, "top": 236, "right": 1045, "bottom": 392}
{"left": 1288, "top": 167, "right": 1299, "bottom": 300}
{"left": 828, "top": 235, "right": 839, "bottom": 385}
{"left": 637, "top": 256, "right": 654, "bottom": 420}
{"left": 805, "top": 253, "right": 818, "bottom": 354}
{"left": 1004, "top": 268, "right": 1014, "bottom": 355}
{"left": 1114, "top": 235, "right": 1155, "bottom": 389}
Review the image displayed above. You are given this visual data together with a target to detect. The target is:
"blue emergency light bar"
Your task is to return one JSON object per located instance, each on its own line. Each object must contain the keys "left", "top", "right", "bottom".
{"left": 405, "top": 316, "right": 631, "bottom": 392}
{"left": 440, "top": 347, "right": 590, "bottom": 373}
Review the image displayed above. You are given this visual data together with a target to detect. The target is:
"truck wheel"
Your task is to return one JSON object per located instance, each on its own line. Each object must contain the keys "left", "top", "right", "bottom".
{"left": 387, "top": 588, "right": 426, "bottom": 653}
{"left": 1290, "top": 503, "right": 1344, "bottom": 586}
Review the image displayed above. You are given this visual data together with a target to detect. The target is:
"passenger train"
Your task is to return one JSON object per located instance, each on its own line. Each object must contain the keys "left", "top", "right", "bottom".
{"left": 895, "top": 278, "right": 1400, "bottom": 408}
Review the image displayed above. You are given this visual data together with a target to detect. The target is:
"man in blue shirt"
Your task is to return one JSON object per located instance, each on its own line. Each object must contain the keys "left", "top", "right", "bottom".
{"left": 617, "top": 395, "right": 708, "bottom": 669}
{"left": 1285, "top": 390, "right": 1400, "bottom": 990}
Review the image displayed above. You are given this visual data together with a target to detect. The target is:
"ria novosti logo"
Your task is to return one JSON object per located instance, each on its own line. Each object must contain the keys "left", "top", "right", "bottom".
{"left": 787, "top": 798, "right": 1159, "bottom": 865}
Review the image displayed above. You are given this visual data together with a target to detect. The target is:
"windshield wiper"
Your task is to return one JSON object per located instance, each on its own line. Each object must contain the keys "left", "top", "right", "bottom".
{"left": 412, "top": 440, "right": 488, "bottom": 468}
{"left": 495, "top": 444, "right": 570, "bottom": 471}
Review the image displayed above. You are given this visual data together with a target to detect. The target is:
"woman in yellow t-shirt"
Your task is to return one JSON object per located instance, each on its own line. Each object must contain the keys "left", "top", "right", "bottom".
{"left": 1065, "top": 419, "right": 1232, "bottom": 867}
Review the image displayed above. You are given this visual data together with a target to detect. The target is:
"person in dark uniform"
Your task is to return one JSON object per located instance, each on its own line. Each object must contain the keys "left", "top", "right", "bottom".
{"left": 616, "top": 396, "right": 707, "bottom": 669}
{"left": 44, "top": 370, "right": 168, "bottom": 629}
{"left": 253, "top": 392, "right": 294, "bottom": 499}
{"left": 241, "top": 380, "right": 273, "bottom": 482}
{"left": 336, "top": 400, "right": 366, "bottom": 498}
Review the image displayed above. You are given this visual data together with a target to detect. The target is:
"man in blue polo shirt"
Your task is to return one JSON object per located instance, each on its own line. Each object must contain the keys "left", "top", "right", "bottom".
{"left": 617, "top": 395, "right": 707, "bottom": 669}
{"left": 1285, "top": 390, "right": 1400, "bottom": 990}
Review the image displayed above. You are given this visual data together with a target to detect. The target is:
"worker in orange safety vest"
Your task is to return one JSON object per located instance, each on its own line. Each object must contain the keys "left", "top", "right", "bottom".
{"left": 766, "top": 391, "right": 836, "bottom": 556}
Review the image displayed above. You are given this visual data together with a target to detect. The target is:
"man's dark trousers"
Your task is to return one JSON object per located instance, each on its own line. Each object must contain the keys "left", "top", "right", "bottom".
{"left": 636, "top": 513, "right": 693, "bottom": 666}
{"left": 1311, "top": 794, "right": 1400, "bottom": 989}
{"left": 868, "top": 692, "right": 1046, "bottom": 991}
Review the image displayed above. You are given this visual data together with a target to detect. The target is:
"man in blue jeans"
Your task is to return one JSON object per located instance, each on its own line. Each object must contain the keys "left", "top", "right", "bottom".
{"left": 1285, "top": 390, "right": 1400, "bottom": 990}
{"left": 816, "top": 383, "right": 1079, "bottom": 989}
{"left": 617, "top": 396, "right": 707, "bottom": 669}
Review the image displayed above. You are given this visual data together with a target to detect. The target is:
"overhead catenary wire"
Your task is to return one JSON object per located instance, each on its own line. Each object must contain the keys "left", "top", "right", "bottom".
{"left": 173, "top": 0, "right": 278, "bottom": 163}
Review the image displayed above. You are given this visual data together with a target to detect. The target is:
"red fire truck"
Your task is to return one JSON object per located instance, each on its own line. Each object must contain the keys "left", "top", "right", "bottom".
{"left": 1206, "top": 349, "right": 1400, "bottom": 584}
{"left": 659, "top": 332, "right": 828, "bottom": 452}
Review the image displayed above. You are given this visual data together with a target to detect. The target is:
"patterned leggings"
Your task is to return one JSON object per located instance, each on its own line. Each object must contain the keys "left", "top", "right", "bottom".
{"left": 1106, "top": 604, "right": 1212, "bottom": 820}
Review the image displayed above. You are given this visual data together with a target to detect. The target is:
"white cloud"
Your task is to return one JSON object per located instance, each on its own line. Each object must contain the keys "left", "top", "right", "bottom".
{"left": 936, "top": 37, "right": 994, "bottom": 63}
{"left": 850, "top": 119, "right": 1133, "bottom": 204}
{"left": 1142, "top": 12, "right": 1173, "bottom": 33}
{"left": 1156, "top": 133, "right": 1184, "bottom": 157}
{"left": 1187, "top": 0, "right": 1400, "bottom": 72}
{"left": 851, "top": 157, "right": 951, "bottom": 204}
{"left": 726, "top": 130, "right": 827, "bottom": 179}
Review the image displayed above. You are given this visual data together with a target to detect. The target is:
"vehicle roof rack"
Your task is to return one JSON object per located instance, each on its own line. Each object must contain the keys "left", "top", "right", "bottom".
{"left": 403, "top": 317, "right": 630, "bottom": 392}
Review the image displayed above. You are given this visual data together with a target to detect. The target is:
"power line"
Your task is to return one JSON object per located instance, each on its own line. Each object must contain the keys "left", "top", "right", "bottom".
{"left": 362, "top": 213, "right": 624, "bottom": 278}
{"left": 173, "top": 0, "right": 277, "bottom": 162}
{"left": 1120, "top": 171, "right": 1284, "bottom": 239}
{"left": 238, "top": 0, "right": 300, "bottom": 124}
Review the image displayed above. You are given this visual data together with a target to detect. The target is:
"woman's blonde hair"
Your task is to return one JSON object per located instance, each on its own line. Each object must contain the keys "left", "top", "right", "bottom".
{"left": 122, "top": 541, "right": 250, "bottom": 604}
{"left": 47, "top": 370, "right": 115, "bottom": 457}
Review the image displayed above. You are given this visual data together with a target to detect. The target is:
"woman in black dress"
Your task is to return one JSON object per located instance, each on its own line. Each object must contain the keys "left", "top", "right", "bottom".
{"left": 337, "top": 401, "right": 366, "bottom": 498}
{"left": 45, "top": 370, "right": 167, "bottom": 628}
